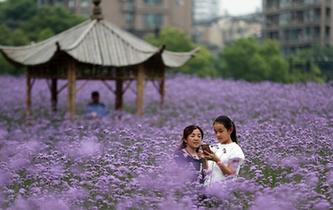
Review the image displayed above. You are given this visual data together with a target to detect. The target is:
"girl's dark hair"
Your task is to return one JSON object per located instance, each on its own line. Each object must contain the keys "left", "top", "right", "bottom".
{"left": 180, "top": 125, "right": 204, "bottom": 149}
{"left": 213, "top": 115, "right": 238, "bottom": 144}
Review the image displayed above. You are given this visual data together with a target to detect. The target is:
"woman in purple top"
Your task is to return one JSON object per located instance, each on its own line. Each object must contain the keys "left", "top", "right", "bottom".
{"left": 174, "top": 125, "right": 208, "bottom": 183}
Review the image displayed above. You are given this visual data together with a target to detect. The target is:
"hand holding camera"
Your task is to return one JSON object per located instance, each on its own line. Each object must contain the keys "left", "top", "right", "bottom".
{"left": 200, "top": 144, "right": 218, "bottom": 161}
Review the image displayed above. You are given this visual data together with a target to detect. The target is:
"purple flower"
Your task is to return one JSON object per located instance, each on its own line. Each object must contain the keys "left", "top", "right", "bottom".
{"left": 250, "top": 194, "right": 296, "bottom": 210}
{"left": 0, "top": 75, "right": 332, "bottom": 209}
{"left": 77, "top": 136, "right": 102, "bottom": 157}
{"left": 326, "top": 170, "right": 333, "bottom": 186}
{"left": 313, "top": 200, "right": 331, "bottom": 210}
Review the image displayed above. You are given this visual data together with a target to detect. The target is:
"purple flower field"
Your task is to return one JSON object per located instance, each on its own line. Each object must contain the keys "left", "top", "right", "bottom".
{"left": 0, "top": 75, "right": 332, "bottom": 209}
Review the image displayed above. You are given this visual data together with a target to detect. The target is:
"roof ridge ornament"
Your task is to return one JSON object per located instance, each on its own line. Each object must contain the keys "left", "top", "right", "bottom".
{"left": 91, "top": 0, "right": 103, "bottom": 21}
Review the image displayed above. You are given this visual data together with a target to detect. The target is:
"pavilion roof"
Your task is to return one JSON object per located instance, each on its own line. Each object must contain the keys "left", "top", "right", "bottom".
{"left": 0, "top": 19, "right": 198, "bottom": 68}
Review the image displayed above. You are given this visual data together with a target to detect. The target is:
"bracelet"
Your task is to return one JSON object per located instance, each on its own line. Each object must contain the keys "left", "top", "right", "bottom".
{"left": 216, "top": 160, "right": 223, "bottom": 166}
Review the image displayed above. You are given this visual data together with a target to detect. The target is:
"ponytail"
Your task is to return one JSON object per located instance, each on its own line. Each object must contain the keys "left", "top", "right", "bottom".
{"left": 230, "top": 121, "right": 238, "bottom": 144}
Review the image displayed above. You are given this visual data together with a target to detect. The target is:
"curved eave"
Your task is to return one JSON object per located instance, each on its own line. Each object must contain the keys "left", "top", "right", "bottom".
{"left": 0, "top": 20, "right": 92, "bottom": 66}
{"left": 162, "top": 47, "right": 200, "bottom": 68}
{"left": 0, "top": 45, "right": 58, "bottom": 66}
{"left": 0, "top": 49, "right": 26, "bottom": 68}
{"left": 0, "top": 42, "right": 161, "bottom": 68}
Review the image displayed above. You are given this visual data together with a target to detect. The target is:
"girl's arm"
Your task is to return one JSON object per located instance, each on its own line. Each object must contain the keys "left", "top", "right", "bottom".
{"left": 214, "top": 158, "right": 235, "bottom": 176}
{"left": 203, "top": 151, "right": 235, "bottom": 175}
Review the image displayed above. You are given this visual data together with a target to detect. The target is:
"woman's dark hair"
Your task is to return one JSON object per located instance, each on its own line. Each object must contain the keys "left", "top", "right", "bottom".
{"left": 213, "top": 115, "right": 238, "bottom": 144}
{"left": 180, "top": 125, "right": 204, "bottom": 149}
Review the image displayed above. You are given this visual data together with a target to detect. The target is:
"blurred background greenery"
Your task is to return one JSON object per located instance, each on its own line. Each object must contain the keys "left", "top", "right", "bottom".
{"left": 0, "top": 0, "right": 330, "bottom": 83}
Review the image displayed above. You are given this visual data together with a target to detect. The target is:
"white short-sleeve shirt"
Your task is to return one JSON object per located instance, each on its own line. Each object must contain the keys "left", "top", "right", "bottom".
{"left": 205, "top": 142, "right": 245, "bottom": 186}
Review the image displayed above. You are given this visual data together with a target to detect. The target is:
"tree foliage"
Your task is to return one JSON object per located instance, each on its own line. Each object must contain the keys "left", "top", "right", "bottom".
{"left": 289, "top": 47, "right": 325, "bottom": 83}
{"left": 145, "top": 27, "right": 193, "bottom": 52}
{"left": 0, "top": 0, "right": 37, "bottom": 29}
{"left": 145, "top": 26, "right": 217, "bottom": 77}
{"left": 217, "top": 38, "right": 290, "bottom": 82}
{"left": 0, "top": 0, "right": 85, "bottom": 74}
{"left": 22, "top": 6, "right": 84, "bottom": 41}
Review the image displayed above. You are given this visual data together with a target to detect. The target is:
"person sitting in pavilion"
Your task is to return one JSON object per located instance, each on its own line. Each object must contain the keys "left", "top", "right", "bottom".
{"left": 85, "top": 91, "right": 108, "bottom": 118}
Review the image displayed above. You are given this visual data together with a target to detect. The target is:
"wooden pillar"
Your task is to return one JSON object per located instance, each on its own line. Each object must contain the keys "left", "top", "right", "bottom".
{"left": 136, "top": 65, "right": 145, "bottom": 115}
{"left": 67, "top": 61, "right": 76, "bottom": 119}
{"left": 25, "top": 69, "right": 32, "bottom": 116}
{"left": 115, "top": 79, "right": 123, "bottom": 110}
{"left": 51, "top": 78, "right": 58, "bottom": 112}
{"left": 159, "top": 67, "right": 165, "bottom": 107}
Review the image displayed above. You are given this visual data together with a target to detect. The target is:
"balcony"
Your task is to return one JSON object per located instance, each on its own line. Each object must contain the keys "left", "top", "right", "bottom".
{"left": 265, "top": 1, "right": 322, "bottom": 14}
{"left": 283, "top": 35, "right": 321, "bottom": 46}
{"left": 264, "top": 22, "right": 280, "bottom": 31}
{"left": 265, "top": 5, "right": 281, "bottom": 14}
{"left": 122, "top": 3, "right": 135, "bottom": 12}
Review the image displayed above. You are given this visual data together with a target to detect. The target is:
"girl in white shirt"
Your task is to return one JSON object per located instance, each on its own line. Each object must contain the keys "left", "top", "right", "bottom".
{"left": 203, "top": 115, "right": 245, "bottom": 186}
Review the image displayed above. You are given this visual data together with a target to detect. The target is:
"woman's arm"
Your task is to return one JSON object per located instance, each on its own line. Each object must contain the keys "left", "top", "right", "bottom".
{"left": 198, "top": 151, "right": 208, "bottom": 170}
{"left": 202, "top": 158, "right": 208, "bottom": 170}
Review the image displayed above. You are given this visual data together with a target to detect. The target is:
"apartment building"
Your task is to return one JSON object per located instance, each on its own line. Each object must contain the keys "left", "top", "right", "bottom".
{"left": 101, "top": 0, "right": 193, "bottom": 37}
{"left": 37, "top": 0, "right": 193, "bottom": 37}
{"left": 194, "top": 14, "right": 262, "bottom": 50}
{"left": 263, "top": 0, "right": 333, "bottom": 54}
{"left": 37, "top": 0, "right": 92, "bottom": 17}
{"left": 193, "top": 0, "right": 220, "bottom": 24}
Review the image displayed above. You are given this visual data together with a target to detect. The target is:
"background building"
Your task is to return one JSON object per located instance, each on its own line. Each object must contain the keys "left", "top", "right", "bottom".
{"left": 37, "top": 0, "right": 193, "bottom": 37}
{"left": 263, "top": 0, "right": 333, "bottom": 54}
{"left": 101, "top": 0, "right": 192, "bottom": 37}
{"left": 37, "top": 0, "right": 92, "bottom": 16}
{"left": 194, "top": 13, "right": 263, "bottom": 51}
{"left": 192, "top": 0, "right": 220, "bottom": 24}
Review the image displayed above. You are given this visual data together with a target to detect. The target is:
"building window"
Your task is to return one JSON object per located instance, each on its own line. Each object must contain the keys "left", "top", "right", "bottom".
{"left": 304, "top": 0, "right": 316, "bottom": 5}
{"left": 280, "top": 0, "right": 292, "bottom": 9}
{"left": 125, "top": 13, "right": 134, "bottom": 27}
{"left": 279, "top": 13, "right": 291, "bottom": 26}
{"left": 176, "top": 0, "right": 184, "bottom": 6}
{"left": 266, "top": 0, "right": 280, "bottom": 9}
{"left": 325, "top": 26, "right": 330, "bottom": 37}
{"left": 81, "top": 0, "right": 90, "bottom": 8}
{"left": 144, "top": 0, "right": 162, "bottom": 5}
{"left": 326, "top": 8, "right": 331, "bottom": 19}
{"left": 68, "top": 0, "right": 75, "bottom": 8}
{"left": 314, "top": 26, "right": 320, "bottom": 38}
{"left": 268, "top": 31, "right": 279, "bottom": 39}
{"left": 144, "top": 13, "right": 163, "bottom": 29}
{"left": 122, "top": 0, "right": 135, "bottom": 12}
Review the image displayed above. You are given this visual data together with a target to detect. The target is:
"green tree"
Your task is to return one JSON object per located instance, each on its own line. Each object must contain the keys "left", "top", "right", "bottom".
{"left": 0, "top": 0, "right": 85, "bottom": 74}
{"left": 22, "top": 6, "right": 84, "bottom": 41}
{"left": 0, "top": 0, "right": 37, "bottom": 29}
{"left": 0, "top": 24, "right": 29, "bottom": 46}
{"left": 145, "top": 27, "right": 193, "bottom": 52}
{"left": 217, "top": 38, "right": 289, "bottom": 82}
{"left": 0, "top": 55, "right": 22, "bottom": 75}
{"left": 289, "top": 48, "right": 324, "bottom": 83}
{"left": 305, "top": 46, "right": 332, "bottom": 81}
{"left": 37, "top": 28, "right": 55, "bottom": 41}
{"left": 182, "top": 45, "right": 217, "bottom": 77}
{"left": 0, "top": 24, "right": 12, "bottom": 45}
{"left": 261, "top": 40, "right": 289, "bottom": 82}
{"left": 0, "top": 25, "right": 28, "bottom": 74}
{"left": 145, "top": 26, "right": 217, "bottom": 77}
